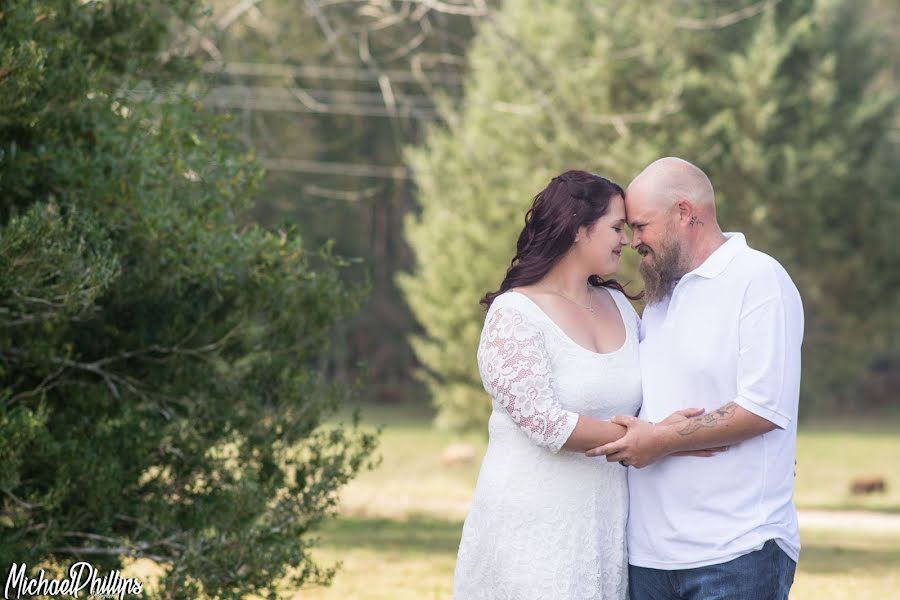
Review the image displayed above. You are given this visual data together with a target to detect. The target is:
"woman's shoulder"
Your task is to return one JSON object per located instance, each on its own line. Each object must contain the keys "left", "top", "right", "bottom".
{"left": 489, "top": 288, "right": 530, "bottom": 310}
{"left": 486, "top": 289, "right": 545, "bottom": 323}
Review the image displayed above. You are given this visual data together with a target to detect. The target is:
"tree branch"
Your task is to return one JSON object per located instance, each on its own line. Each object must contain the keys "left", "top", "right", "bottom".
{"left": 673, "top": 0, "right": 781, "bottom": 30}
{"left": 48, "top": 545, "right": 171, "bottom": 563}
{"left": 305, "top": 0, "right": 347, "bottom": 60}
{"left": 217, "top": 0, "right": 264, "bottom": 31}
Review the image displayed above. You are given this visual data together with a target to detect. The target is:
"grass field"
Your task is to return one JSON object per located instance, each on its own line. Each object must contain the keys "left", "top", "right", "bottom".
{"left": 290, "top": 403, "right": 900, "bottom": 599}
{"left": 295, "top": 517, "right": 900, "bottom": 600}
{"left": 793, "top": 419, "right": 900, "bottom": 513}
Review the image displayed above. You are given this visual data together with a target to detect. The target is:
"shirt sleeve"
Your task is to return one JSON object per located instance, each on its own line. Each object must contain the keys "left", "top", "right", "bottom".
{"left": 477, "top": 303, "right": 578, "bottom": 452}
{"left": 734, "top": 295, "right": 792, "bottom": 429}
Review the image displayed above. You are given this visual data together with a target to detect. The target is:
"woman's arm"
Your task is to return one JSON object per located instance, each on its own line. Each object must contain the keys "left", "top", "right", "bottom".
{"left": 477, "top": 304, "right": 579, "bottom": 452}
{"left": 561, "top": 416, "right": 627, "bottom": 452}
{"left": 563, "top": 408, "right": 711, "bottom": 453}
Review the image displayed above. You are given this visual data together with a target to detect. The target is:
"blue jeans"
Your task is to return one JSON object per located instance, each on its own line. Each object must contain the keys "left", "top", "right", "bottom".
{"left": 629, "top": 540, "right": 796, "bottom": 600}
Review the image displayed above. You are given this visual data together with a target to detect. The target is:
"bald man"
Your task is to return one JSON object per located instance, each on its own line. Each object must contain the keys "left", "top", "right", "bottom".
{"left": 586, "top": 158, "right": 803, "bottom": 599}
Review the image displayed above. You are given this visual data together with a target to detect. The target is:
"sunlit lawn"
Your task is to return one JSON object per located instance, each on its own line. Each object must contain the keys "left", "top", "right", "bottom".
{"left": 293, "top": 516, "right": 900, "bottom": 600}
{"left": 126, "top": 403, "right": 900, "bottom": 597}
{"left": 299, "top": 517, "right": 461, "bottom": 600}
{"left": 332, "top": 404, "right": 900, "bottom": 520}
{"left": 794, "top": 419, "right": 900, "bottom": 513}
{"left": 291, "top": 403, "right": 900, "bottom": 599}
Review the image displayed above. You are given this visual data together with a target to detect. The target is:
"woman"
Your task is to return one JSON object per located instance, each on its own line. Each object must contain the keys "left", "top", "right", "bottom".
{"left": 452, "top": 171, "right": 709, "bottom": 600}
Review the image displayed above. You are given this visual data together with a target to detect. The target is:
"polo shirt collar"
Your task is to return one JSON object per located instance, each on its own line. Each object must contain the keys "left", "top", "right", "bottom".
{"left": 687, "top": 232, "right": 746, "bottom": 279}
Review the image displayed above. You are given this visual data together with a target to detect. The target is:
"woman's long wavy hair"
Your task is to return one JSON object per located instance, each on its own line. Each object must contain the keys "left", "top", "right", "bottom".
{"left": 481, "top": 170, "right": 642, "bottom": 308}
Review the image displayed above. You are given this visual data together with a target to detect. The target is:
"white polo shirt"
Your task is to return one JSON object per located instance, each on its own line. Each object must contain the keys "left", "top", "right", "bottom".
{"left": 627, "top": 232, "right": 804, "bottom": 570}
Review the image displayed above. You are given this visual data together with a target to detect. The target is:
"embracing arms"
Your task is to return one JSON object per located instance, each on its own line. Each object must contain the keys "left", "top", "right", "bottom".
{"left": 585, "top": 402, "right": 775, "bottom": 467}
{"left": 479, "top": 303, "right": 722, "bottom": 455}
{"left": 562, "top": 408, "right": 718, "bottom": 453}
{"left": 586, "top": 279, "right": 801, "bottom": 467}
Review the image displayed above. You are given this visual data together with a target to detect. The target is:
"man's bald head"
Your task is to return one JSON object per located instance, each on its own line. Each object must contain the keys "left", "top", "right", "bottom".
{"left": 626, "top": 157, "right": 715, "bottom": 212}
{"left": 625, "top": 157, "right": 723, "bottom": 304}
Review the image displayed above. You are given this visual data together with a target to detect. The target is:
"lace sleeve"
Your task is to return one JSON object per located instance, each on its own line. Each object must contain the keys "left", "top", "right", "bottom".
{"left": 477, "top": 304, "right": 578, "bottom": 452}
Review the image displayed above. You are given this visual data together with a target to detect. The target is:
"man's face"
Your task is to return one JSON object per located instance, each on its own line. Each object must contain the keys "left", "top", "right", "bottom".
{"left": 625, "top": 186, "right": 689, "bottom": 304}
{"left": 624, "top": 185, "right": 668, "bottom": 265}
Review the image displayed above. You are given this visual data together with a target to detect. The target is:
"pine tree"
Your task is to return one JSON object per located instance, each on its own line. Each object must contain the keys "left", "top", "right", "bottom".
{"left": 400, "top": 0, "right": 899, "bottom": 429}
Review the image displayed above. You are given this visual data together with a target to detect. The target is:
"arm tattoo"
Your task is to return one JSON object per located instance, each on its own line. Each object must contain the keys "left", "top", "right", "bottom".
{"left": 677, "top": 402, "right": 737, "bottom": 436}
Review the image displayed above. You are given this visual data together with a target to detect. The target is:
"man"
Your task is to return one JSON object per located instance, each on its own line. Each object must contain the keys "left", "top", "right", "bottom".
{"left": 586, "top": 157, "right": 803, "bottom": 599}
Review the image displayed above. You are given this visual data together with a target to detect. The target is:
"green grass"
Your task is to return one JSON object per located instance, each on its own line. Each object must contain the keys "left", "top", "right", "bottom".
{"left": 337, "top": 403, "right": 900, "bottom": 517}
{"left": 290, "top": 403, "right": 900, "bottom": 599}
{"left": 296, "top": 514, "right": 900, "bottom": 600}
{"left": 790, "top": 528, "right": 900, "bottom": 599}
{"left": 128, "top": 403, "right": 900, "bottom": 598}
{"left": 795, "top": 419, "right": 900, "bottom": 513}
{"left": 297, "top": 517, "right": 461, "bottom": 600}
{"left": 335, "top": 403, "right": 482, "bottom": 520}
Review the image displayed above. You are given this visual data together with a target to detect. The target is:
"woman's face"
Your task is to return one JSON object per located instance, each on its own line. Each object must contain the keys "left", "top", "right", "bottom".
{"left": 577, "top": 194, "right": 629, "bottom": 275}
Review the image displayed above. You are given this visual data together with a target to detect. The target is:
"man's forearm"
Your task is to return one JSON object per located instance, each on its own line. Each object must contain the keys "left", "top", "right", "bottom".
{"left": 656, "top": 401, "right": 777, "bottom": 454}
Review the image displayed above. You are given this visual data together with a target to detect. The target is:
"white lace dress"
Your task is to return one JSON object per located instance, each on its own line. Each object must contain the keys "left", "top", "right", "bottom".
{"left": 453, "top": 289, "right": 643, "bottom": 600}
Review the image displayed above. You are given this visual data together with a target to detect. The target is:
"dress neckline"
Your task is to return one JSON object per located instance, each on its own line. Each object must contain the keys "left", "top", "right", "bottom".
{"left": 506, "top": 288, "right": 630, "bottom": 357}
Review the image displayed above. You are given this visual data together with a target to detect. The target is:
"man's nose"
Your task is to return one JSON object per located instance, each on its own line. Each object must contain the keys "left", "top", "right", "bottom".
{"left": 631, "top": 235, "right": 641, "bottom": 249}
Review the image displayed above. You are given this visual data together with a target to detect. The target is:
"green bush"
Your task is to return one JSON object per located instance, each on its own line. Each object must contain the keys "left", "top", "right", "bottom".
{"left": 0, "top": 2, "right": 376, "bottom": 597}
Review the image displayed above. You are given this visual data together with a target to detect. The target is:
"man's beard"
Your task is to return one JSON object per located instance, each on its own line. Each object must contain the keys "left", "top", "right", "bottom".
{"left": 638, "top": 235, "right": 691, "bottom": 305}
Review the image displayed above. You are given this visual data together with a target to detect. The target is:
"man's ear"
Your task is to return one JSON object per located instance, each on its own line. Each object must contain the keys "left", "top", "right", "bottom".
{"left": 676, "top": 200, "right": 692, "bottom": 224}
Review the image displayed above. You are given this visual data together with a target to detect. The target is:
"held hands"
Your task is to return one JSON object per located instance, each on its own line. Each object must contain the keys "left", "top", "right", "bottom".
{"left": 584, "top": 416, "right": 667, "bottom": 468}
{"left": 584, "top": 408, "right": 728, "bottom": 468}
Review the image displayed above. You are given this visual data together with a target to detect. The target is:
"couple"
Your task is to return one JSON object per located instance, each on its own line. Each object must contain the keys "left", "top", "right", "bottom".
{"left": 453, "top": 158, "right": 803, "bottom": 600}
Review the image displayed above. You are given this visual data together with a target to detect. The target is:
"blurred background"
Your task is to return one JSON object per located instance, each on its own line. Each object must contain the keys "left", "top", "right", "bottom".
{"left": 1, "top": 0, "right": 898, "bottom": 598}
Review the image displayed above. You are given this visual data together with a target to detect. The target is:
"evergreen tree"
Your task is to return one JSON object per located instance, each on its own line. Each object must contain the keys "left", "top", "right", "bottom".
{"left": 401, "top": 0, "right": 899, "bottom": 429}
{"left": 0, "top": 1, "right": 375, "bottom": 596}
{"left": 656, "top": 0, "right": 900, "bottom": 410}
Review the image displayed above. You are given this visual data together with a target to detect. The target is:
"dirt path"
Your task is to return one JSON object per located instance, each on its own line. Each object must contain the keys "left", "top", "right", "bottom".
{"left": 798, "top": 509, "right": 900, "bottom": 531}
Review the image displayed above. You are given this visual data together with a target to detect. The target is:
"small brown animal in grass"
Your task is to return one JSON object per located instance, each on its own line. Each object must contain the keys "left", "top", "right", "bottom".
{"left": 850, "top": 477, "right": 887, "bottom": 495}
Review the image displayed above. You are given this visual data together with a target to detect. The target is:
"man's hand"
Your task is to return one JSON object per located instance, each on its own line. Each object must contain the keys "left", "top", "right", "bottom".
{"left": 584, "top": 416, "right": 668, "bottom": 468}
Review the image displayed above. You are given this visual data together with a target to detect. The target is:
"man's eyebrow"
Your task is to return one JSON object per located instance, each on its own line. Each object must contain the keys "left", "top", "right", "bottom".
{"left": 629, "top": 221, "right": 646, "bottom": 228}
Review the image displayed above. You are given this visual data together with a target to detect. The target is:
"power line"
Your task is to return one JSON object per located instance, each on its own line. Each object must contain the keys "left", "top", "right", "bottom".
{"left": 259, "top": 157, "right": 410, "bottom": 179}
{"left": 303, "top": 183, "right": 383, "bottom": 202}
{"left": 203, "top": 61, "right": 466, "bottom": 85}
{"left": 210, "top": 84, "right": 438, "bottom": 107}
{"left": 198, "top": 63, "right": 453, "bottom": 181}
{"left": 204, "top": 94, "right": 440, "bottom": 119}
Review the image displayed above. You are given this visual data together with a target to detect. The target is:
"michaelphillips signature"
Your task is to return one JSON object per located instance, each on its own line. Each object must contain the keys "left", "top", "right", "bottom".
{"left": 4, "top": 562, "right": 143, "bottom": 599}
